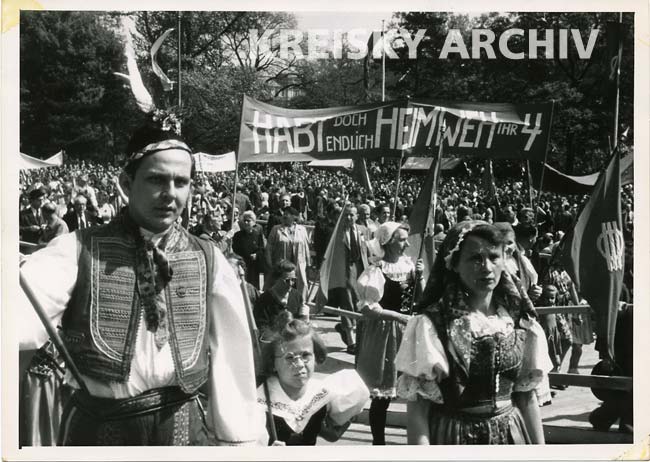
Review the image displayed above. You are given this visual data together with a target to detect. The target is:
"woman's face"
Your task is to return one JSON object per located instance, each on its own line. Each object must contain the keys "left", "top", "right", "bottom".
{"left": 242, "top": 215, "right": 256, "bottom": 232}
{"left": 454, "top": 235, "right": 504, "bottom": 296}
{"left": 385, "top": 228, "right": 410, "bottom": 256}
{"left": 274, "top": 270, "right": 297, "bottom": 291}
{"left": 274, "top": 336, "right": 315, "bottom": 397}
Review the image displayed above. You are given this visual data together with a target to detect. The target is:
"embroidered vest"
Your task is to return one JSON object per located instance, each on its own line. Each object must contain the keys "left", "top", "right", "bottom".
{"left": 61, "top": 220, "right": 213, "bottom": 394}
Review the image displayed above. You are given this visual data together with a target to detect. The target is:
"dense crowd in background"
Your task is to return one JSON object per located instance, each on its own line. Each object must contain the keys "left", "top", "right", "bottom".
{"left": 19, "top": 157, "right": 634, "bottom": 299}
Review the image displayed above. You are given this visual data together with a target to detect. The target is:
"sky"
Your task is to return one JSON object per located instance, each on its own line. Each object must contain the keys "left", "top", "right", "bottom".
{"left": 295, "top": 11, "right": 396, "bottom": 32}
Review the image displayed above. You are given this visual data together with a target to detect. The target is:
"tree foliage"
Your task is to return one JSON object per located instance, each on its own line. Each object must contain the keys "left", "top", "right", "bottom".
{"left": 20, "top": 11, "right": 141, "bottom": 161}
{"left": 20, "top": 10, "right": 634, "bottom": 174}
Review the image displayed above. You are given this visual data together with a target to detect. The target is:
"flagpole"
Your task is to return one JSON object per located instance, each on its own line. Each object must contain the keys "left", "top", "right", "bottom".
{"left": 381, "top": 20, "right": 386, "bottom": 102}
{"left": 408, "top": 136, "right": 444, "bottom": 313}
{"left": 177, "top": 11, "right": 182, "bottom": 107}
{"left": 534, "top": 100, "right": 555, "bottom": 225}
{"left": 612, "top": 12, "right": 623, "bottom": 149}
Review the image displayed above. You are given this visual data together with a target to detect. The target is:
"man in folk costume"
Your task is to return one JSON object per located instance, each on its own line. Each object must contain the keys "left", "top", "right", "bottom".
{"left": 17, "top": 29, "right": 265, "bottom": 446}
{"left": 18, "top": 118, "right": 265, "bottom": 446}
{"left": 328, "top": 205, "right": 371, "bottom": 353}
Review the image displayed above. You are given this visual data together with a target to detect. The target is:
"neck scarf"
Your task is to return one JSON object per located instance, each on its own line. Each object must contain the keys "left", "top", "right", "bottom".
{"left": 120, "top": 209, "right": 183, "bottom": 349}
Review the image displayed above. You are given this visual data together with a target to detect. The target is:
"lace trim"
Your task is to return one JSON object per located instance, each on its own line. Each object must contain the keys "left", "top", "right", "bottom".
{"left": 381, "top": 256, "right": 414, "bottom": 282}
{"left": 396, "top": 374, "right": 444, "bottom": 403}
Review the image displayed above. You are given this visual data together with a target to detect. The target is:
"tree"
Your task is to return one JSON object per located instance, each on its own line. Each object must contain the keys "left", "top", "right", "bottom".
{"left": 20, "top": 11, "right": 141, "bottom": 161}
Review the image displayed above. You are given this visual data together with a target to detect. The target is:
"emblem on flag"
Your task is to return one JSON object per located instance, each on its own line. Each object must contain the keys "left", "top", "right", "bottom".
{"left": 597, "top": 221, "right": 624, "bottom": 272}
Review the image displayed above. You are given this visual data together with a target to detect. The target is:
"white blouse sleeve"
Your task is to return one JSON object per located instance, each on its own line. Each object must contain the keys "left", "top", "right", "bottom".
{"left": 323, "top": 370, "right": 369, "bottom": 426}
{"left": 18, "top": 232, "right": 80, "bottom": 350}
{"left": 514, "top": 317, "right": 554, "bottom": 393}
{"left": 394, "top": 314, "right": 449, "bottom": 403}
{"left": 355, "top": 265, "right": 385, "bottom": 312}
{"left": 206, "top": 248, "right": 267, "bottom": 446}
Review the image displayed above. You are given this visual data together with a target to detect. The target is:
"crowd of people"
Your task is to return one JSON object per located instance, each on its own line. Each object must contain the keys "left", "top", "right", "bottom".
{"left": 18, "top": 138, "right": 635, "bottom": 446}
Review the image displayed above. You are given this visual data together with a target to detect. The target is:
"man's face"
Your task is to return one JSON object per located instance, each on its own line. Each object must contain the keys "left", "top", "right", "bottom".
{"left": 344, "top": 207, "right": 357, "bottom": 228}
{"left": 121, "top": 149, "right": 192, "bottom": 233}
{"left": 281, "top": 195, "right": 291, "bottom": 208}
{"left": 31, "top": 196, "right": 44, "bottom": 210}
{"left": 74, "top": 197, "right": 87, "bottom": 214}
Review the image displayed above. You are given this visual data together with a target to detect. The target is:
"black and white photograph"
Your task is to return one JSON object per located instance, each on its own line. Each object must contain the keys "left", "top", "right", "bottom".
{"left": 2, "top": 0, "right": 648, "bottom": 459}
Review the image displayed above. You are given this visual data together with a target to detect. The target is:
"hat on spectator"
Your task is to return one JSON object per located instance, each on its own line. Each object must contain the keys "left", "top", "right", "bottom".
{"left": 29, "top": 187, "right": 47, "bottom": 201}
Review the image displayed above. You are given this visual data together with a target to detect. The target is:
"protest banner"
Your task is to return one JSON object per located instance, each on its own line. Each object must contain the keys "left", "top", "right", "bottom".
{"left": 238, "top": 96, "right": 553, "bottom": 163}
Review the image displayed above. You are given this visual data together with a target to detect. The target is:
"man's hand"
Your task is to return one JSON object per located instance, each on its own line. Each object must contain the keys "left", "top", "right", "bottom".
{"left": 29, "top": 225, "right": 41, "bottom": 232}
{"left": 415, "top": 259, "right": 425, "bottom": 275}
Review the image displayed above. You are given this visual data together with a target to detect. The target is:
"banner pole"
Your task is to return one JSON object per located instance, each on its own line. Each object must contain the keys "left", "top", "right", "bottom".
{"left": 231, "top": 161, "right": 240, "bottom": 227}
{"left": 534, "top": 100, "right": 555, "bottom": 225}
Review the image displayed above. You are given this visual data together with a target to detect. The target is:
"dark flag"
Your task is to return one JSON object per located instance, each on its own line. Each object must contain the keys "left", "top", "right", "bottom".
{"left": 560, "top": 150, "right": 623, "bottom": 361}
{"left": 405, "top": 151, "right": 442, "bottom": 282}
{"left": 605, "top": 20, "right": 627, "bottom": 141}
{"left": 352, "top": 157, "right": 373, "bottom": 194}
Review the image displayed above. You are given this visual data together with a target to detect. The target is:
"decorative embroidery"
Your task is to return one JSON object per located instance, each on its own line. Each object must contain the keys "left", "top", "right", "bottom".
{"left": 257, "top": 377, "right": 331, "bottom": 433}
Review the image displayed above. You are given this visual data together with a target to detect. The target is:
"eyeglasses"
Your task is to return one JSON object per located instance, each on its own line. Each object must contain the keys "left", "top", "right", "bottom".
{"left": 275, "top": 351, "right": 314, "bottom": 367}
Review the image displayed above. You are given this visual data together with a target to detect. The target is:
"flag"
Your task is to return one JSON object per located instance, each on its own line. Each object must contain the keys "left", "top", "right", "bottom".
{"left": 352, "top": 157, "right": 373, "bottom": 194}
{"left": 404, "top": 151, "right": 442, "bottom": 282}
{"left": 315, "top": 204, "right": 347, "bottom": 305}
{"left": 559, "top": 150, "right": 623, "bottom": 361}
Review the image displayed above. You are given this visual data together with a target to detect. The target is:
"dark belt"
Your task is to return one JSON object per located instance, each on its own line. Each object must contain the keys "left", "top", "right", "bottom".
{"left": 71, "top": 386, "right": 198, "bottom": 422}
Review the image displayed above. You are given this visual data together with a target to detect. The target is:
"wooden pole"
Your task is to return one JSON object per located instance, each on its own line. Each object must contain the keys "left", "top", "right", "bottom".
{"left": 236, "top": 266, "right": 278, "bottom": 443}
{"left": 20, "top": 273, "right": 90, "bottom": 395}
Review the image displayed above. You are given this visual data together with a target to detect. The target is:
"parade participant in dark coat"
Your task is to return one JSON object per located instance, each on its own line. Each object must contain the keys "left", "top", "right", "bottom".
{"left": 254, "top": 260, "right": 308, "bottom": 331}
{"left": 232, "top": 210, "right": 266, "bottom": 289}
{"left": 18, "top": 115, "right": 265, "bottom": 446}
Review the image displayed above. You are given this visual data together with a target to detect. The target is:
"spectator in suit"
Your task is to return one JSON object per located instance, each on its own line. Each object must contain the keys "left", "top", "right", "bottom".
{"left": 328, "top": 205, "right": 372, "bottom": 354}
{"left": 63, "top": 195, "right": 101, "bottom": 232}
{"left": 19, "top": 187, "right": 47, "bottom": 244}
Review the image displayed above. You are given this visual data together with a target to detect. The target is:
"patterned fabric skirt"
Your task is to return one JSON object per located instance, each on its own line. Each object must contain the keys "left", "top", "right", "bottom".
{"left": 428, "top": 403, "right": 532, "bottom": 445}
{"left": 58, "top": 387, "right": 212, "bottom": 446}
{"left": 356, "top": 318, "right": 404, "bottom": 398}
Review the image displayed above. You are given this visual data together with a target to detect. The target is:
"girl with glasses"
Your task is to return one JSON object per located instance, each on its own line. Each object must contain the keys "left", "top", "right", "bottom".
{"left": 257, "top": 311, "right": 368, "bottom": 445}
